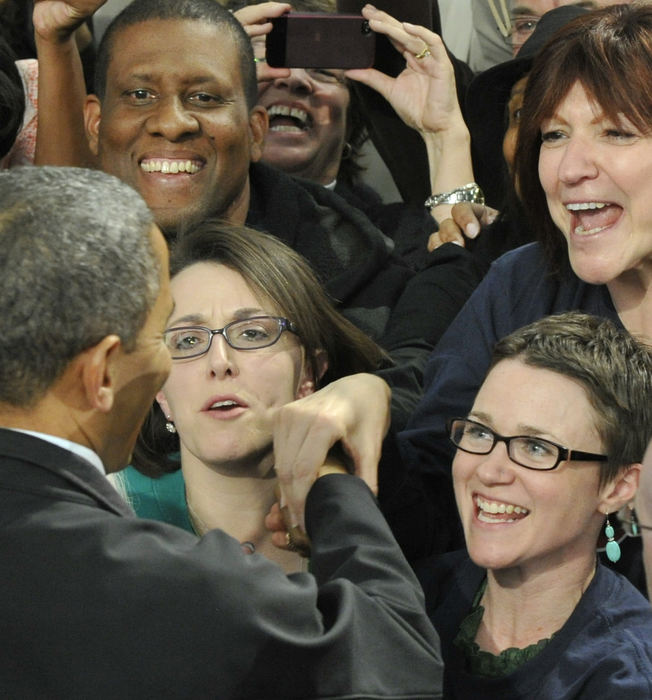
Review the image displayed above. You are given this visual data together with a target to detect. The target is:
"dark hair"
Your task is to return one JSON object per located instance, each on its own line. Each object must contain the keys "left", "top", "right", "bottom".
{"left": 490, "top": 312, "right": 652, "bottom": 486}
{"left": 514, "top": 4, "right": 652, "bottom": 270}
{"left": 0, "top": 166, "right": 159, "bottom": 407}
{"left": 133, "top": 219, "right": 387, "bottom": 475}
{"left": 0, "top": 0, "right": 35, "bottom": 60}
{"left": 94, "top": 0, "right": 257, "bottom": 109}
{"left": 0, "top": 34, "right": 24, "bottom": 160}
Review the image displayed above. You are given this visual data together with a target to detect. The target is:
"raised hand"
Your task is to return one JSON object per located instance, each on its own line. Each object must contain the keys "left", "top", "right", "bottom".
{"left": 33, "top": 0, "right": 107, "bottom": 42}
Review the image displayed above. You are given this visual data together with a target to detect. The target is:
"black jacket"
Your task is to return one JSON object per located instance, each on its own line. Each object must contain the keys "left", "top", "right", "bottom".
{"left": 0, "top": 429, "right": 444, "bottom": 698}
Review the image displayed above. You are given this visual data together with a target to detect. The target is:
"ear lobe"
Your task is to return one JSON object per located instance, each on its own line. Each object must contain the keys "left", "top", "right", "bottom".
{"left": 156, "top": 390, "right": 171, "bottom": 420}
{"left": 81, "top": 335, "right": 122, "bottom": 413}
{"left": 599, "top": 463, "right": 641, "bottom": 515}
{"left": 84, "top": 95, "right": 102, "bottom": 157}
{"left": 248, "top": 105, "right": 268, "bottom": 163}
{"left": 295, "top": 350, "right": 329, "bottom": 399}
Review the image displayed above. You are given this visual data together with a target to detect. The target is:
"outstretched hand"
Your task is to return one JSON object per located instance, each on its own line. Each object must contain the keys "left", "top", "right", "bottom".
{"left": 33, "top": 0, "right": 106, "bottom": 42}
{"left": 346, "top": 5, "right": 462, "bottom": 136}
{"left": 273, "top": 373, "right": 390, "bottom": 530}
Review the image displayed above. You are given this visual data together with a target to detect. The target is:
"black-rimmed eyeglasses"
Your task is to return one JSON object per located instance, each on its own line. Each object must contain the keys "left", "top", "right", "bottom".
{"left": 164, "top": 316, "right": 298, "bottom": 360}
{"left": 447, "top": 417, "right": 608, "bottom": 471}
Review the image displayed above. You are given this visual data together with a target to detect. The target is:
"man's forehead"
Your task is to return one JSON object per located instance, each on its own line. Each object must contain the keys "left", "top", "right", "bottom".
{"left": 104, "top": 18, "right": 245, "bottom": 92}
{"left": 108, "top": 18, "right": 240, "bottom": 68}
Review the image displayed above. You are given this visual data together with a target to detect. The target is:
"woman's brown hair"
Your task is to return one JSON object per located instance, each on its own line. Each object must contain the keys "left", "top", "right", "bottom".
{"left": 133, "top": 219, "right": 388, "bottom": 475}
{"left": 514, "top": 4, "right": 652, "bottom": 270}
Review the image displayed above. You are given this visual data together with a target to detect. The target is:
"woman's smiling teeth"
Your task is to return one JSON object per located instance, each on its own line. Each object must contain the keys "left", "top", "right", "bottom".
{"left": 267, "top": 105, "right": 309, "bottom": 132}
{"left": 475, "top": 495, "right": 530, "bottom": 523}
{"left": 140, "top": 159, "right": 201, "bottom": 174}
{"left": 566, "top": 201, "right": 621, "bottom": 235}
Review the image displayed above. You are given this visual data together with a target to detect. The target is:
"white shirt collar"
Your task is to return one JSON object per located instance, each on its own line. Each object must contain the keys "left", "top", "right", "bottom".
{"left": 10, "top": 428, "right": 106, "bottom": 475}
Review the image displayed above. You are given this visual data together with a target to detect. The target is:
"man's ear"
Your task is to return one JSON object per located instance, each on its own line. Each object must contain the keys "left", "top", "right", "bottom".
{"left": 80, "top": 335, "right": 122, "bottom": 413}
{"left": 84, "top": 95, "right": 102, "bottom": 157}
{"left": 296, "top": 350, "right": 329, "bottom": 399}
{"left": 599, "top": 463, "right": 641, "bottom": 515}
{"left": 248, "top": 105, "right": 268, "bottom": 163}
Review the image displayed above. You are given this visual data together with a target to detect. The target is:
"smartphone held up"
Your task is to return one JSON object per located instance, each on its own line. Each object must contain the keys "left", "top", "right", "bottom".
{"left": 265, "top": 13, "right": 376, "bottom": 69}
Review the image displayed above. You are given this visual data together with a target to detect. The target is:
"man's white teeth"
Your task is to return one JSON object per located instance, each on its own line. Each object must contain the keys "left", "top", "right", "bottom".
{"left": 210, "top": 400, "right": 238, "bottom": 409}
{"left": 566, "top": 202, "right": 608, "bottom": 211}
{"left": 140, "top": 159, "right": 200, "bottom": 174}
{"left": 267, "top": 104, "right": 308, "bottom": 127}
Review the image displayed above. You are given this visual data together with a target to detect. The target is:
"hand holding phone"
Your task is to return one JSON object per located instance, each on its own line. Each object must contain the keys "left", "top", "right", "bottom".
{"left": 265, "top": 13, "right": 376, "bottom": 69}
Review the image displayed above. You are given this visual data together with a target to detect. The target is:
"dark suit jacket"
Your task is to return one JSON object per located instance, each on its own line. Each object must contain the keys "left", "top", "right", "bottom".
{"left": 0, "top": 429, "right": 443, "bottom": 698}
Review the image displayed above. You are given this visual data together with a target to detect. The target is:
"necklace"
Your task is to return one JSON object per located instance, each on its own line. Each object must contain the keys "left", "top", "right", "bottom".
{"left": 187, "top": 496, "right": 257, "bottom": 554}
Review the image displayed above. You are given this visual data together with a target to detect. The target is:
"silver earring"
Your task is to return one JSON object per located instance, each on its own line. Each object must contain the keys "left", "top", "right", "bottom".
{"left": 165, "top": 419, "right": 176, "bottom": 434}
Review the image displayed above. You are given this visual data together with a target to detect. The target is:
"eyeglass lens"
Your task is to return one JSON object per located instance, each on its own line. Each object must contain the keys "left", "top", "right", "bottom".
{"left": 450, "top": 419, "right": 560, "bottom": 470}
{"left": 165, "top": 317, "right": 287, "bottom": 357}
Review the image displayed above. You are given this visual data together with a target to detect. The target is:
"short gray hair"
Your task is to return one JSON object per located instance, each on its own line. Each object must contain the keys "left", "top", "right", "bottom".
{"left": 0, "top": 166, "right": 161, "bottom": 406}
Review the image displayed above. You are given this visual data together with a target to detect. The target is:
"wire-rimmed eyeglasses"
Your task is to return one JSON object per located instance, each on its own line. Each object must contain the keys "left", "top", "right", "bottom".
{"left": 164, "top": 316, "right": 298, "bottom": 360}
{"left": 506, "top": 14, "right": 539, "bottom": 52}
{"left": 447, "top": 418, "right": 608, "bottom": 471}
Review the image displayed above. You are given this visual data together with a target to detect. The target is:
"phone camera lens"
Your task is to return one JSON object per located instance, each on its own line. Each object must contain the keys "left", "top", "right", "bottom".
{"left": 361, "top": 20, "right": 371, "bottom": 35}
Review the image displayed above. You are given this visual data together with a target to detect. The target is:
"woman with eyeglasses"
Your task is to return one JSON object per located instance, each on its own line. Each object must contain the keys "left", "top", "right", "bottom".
{"left": 116, "top": 220, "right": 387, "bottom": 573}
{"left": 416, "top": 312, "right": 652, "bottom": 698}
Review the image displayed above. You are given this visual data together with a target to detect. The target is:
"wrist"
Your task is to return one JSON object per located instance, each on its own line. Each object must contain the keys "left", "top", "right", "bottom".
{"left": 425, "top": 182, "right": 485, "bottom": 211}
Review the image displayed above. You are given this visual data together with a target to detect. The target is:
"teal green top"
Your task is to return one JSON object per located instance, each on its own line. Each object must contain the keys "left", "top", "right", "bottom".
{"left": 453, "top": 578, "right": 553, "bottom": 678}
{"left": 121, "top": 466, "right": 194, "bottom": 534}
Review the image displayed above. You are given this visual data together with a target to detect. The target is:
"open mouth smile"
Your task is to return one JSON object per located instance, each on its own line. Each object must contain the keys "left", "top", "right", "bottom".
{"left": 475, "top": 495, "right": 530, "bottom": 523}
{"left": 566, "top": 201, "right": 622, "bottom": 236}
{"left": 267, "top": 104, "right": 311, "bottom": 133}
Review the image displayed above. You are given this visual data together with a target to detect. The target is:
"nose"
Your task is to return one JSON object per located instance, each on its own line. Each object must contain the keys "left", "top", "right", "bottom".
{"left": 145, "top": 96, "right": 200, "bottom": 141}
{"left": 474, "top": 440, "right": 517, "bottom": 485}
{"left": 556, "top": 135, "right": 599, "bottom": 186}
{"left": 274, "top": 68, "right": 314, "bottom": 94}
{"left": 205, "top": 333, "right": 238, "bottom": 379}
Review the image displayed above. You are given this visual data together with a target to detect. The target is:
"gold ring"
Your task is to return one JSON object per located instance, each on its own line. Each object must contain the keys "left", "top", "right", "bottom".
{"left": 415, "top": 46, "right": 431, "bottom": 60}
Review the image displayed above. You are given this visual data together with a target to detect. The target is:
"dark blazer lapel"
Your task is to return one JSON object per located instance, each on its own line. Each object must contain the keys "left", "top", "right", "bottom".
{"left": 0, "top": 428, "right": 134, "bottom": 517}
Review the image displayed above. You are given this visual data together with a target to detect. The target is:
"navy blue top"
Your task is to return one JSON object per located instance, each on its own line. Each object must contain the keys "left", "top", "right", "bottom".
{"left": 418, "top": 551, "right": 652, "bottom": 699}
{"left": 400, "top": 242, "right": 619, "bottom": 481}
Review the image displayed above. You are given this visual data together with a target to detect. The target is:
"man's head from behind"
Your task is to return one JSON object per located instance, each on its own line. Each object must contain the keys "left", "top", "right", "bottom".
{"left": 85, "top": 0, "right": 268, "bottom": 236}
{"left": 0, "top": 166, "right": 171, "bottom": 470}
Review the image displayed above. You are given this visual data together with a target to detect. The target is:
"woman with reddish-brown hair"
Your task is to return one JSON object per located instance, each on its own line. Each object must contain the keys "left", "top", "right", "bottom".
{"left": 394, "top": 3, "right": 652, "bottom": 588}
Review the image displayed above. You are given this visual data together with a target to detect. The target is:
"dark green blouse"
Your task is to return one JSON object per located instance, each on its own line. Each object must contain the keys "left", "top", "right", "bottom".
{"left": 453, "top": 578, "right": 553, "bottom": 678}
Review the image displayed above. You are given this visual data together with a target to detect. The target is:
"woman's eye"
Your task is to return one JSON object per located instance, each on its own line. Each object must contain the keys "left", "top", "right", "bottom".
{"left": 522, "top": 438, "right": 554, "bottom": 458}
{"left": 604, "top": 128, "right": 636, "bottom": 141}
{"left": 540, "top": 130, "right": 566, "bottom": 144}
{"left": 238, "top": 326, "right": 270, "bottom": 342}
{"left": 177, "top": 334, "right": 201, "bottom": 348}
{"left": 466, "top": 424, "right": 492, "bottom": 441}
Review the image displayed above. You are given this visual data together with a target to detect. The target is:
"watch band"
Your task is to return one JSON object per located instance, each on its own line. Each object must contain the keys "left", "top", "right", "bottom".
{"left": 424, "top": 182, "right": 485, "bottom": 210}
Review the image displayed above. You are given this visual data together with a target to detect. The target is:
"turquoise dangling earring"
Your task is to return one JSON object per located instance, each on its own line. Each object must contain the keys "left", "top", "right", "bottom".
{"left": 604, "top": 514, "right": 621, "bottom": 563}
{"left": 629, "top": 506, "right": 640, "bottom": 536}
